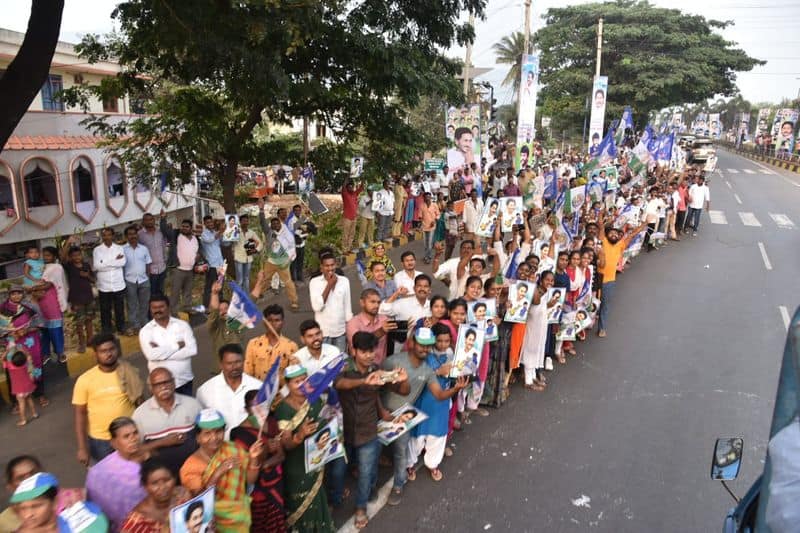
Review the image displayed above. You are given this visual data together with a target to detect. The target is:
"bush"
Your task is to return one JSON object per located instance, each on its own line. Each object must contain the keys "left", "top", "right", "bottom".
{"left": 303, "top": 212, "right": 344, "bottom": 273}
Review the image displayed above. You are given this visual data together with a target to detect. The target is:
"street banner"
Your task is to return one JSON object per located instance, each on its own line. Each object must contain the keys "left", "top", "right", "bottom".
{"left": 515, "top": 54, "right": 540, "bottom": 171}
{"left": 588, "top": 76, "right": 608, "bottom": 154}
{"left": 755, "top": 108, "right": 771, "bottom": 139}
{"left": 736, "top": 112, "right": 751, "bottom": 143}
{"left": 692, "top": 113, "right": 708, "bottom": 136}
{"left": 770, "top": 108, "right": 799, "bottom": 155}
{"left": 583, "top": 128, "right": 618, "bottom": 175}
{"left": 709, "top": 113, "right": 721, "bottom": 139}
{"left": 670, "top": 112, "right": 683, "bottom": 132}
{"left": 445, "top": 104, "right": 481, "bottom": 179}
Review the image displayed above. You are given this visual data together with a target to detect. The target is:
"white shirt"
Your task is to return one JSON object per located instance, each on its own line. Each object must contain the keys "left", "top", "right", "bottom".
{"left": 379, "top": 297, "right": 431, "bottom": 324}
{"left": 309, "top": 274, "right": 353, "bottom": 337}
{"left": 92, "top": 242, "right": 126, "bottom": 292}
{"left": 293, "top": 344, "right": 341, "bottom": 376}
{"left": 372, "top": 189, "right": 395, "bottom": 217}
{"left": 393, "top": 270, "right": 422, "bottom": 294}
{"left": 671, "top": 191, "right": 681, "bottom": 212}
{"left": 688, "top": 184, "right": 710, "bottom": 209}
{"left": 434, "top": 257, "right": 468, "bottom": 300}
{"left": 196, "top": 372, "right": 262, "bottom": 438}
{"left": 462, "top": 198, "right": 483, "bottom": 233}
{"left": 138, "top": 317, "right": 198, "bottom": 387}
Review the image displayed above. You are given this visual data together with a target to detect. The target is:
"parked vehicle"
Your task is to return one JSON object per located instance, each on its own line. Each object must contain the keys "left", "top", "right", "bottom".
{"left": 690, "top": 138, "right": 716, "bottom": 163}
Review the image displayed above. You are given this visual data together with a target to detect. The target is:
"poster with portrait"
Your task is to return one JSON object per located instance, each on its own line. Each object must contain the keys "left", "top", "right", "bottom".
{"left": 545, "top": 288, "right": 566, "bottom": 324}
{"left": 670, "top": 112, "right": 683, "bottom": 132}
{"left": 709, "top": 113, "right": 722, "bottom": 139}
{"left": 769, "top": 108, "right": 799, "bottom": 154}
{"left": 576, "top": 265, "right": 594, "bottom": 309}
{"left": 445, "top": 105, "right": 481, "bottom": 179}
{"left": 222, "top": 214, "right": 240, "bottom": 242}
{"left": 556, "top": 311, "right": 577, "bottom": 341}
{"left": 504, "top": 281, "right": 535, "bottom": 323}
{"left": 450, "top": 323, "right": 486, "bottom": 377}
{"left": 573, "top": 307, "right": 594, "bottom": 333}
{"left": 587, "top": 178, "right": 606, "bottom": 204}
{"left": 515, "top": 54, "right": 539, "bottom": 171}
{"left": 377, "top": 404, "right": 429, "bottom": 445}
{"left": 754, "top": 108, "right": 771, "bottom": 139}
{"left": 468, "top": 298, "right": 498, "bottom": 342}
{"left": 476, "top": 198, "right": 500, "bottom": 237}
{"left": 737, "top": 112, "right": 751, "bottom": 143}
{"left": 692, "top": 113, "right": 708, "bottom": 136}
{"left": 569, "top": 186, "right": 586, "bottom": 214}
{"left": 170, "top": 488, "right": 215, "bottom": 533}
{"left": 533, "top": 239, "right": 557, "bottom": 274}
{"left": 304, "top": 416, "right": 346, "bottom": 473}
{"left": 588, "top": 76, "right": 608, "bottom": 153}
{"left": 350, "top": 157, "right": 365, "bottom": 178}
{"left": 498, "top": 196, "right": 524, "bottom": 232}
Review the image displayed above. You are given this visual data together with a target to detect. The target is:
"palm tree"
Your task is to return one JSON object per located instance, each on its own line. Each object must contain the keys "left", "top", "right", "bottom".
{"left": 493, "top": 31, "right": 527, "bottom": 96}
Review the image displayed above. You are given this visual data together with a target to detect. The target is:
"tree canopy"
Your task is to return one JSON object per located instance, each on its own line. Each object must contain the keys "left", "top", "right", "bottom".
{"left": 65, "top": 0, "right": 486, "bottom": 210}
{"left": 531, "top": 0, "right": 764, "bottom": 131}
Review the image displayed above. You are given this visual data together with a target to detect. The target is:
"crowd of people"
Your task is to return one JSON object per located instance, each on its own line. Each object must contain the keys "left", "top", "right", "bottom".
{"left": 0, "top": 132, "right": 713, "bottom": 532}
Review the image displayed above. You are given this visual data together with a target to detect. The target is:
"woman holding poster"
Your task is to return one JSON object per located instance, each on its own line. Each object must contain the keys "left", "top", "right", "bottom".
{"left": 230, "top": 390, "right": 287, "bottom": 533}
{"left": 121, "top": 458, "right": 191, "bottom": 532}
{"left": 520, "top": 271, "right": 558, "bottom": 391}
{"left": 274, "top": 366, "right": 334, "bottom": 532}
{"left": 179, "top": 409, "right": 264, "bottom": 532}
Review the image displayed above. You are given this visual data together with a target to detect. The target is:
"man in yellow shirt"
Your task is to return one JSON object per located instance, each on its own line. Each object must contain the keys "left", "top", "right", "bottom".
{"left": 72, "top": 333, "right": 142, "bottom": 465}
{"left": 597, "top": 218, "right": 647, "bottom": 338}
{"left": 244, "top": 304, "right": 298, "bottom": 387}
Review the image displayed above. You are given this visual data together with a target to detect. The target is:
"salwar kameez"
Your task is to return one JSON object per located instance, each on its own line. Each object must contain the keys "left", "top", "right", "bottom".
{"left": 520, "top": 297, "right": 548, "bottom": 385}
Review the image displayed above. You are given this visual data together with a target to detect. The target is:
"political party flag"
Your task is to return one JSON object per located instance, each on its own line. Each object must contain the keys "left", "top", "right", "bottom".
{"left": 615, "top": 106, "right": 634, "bottom": 146}
{"left": 505, "top": 247, "right": 521, "bottom": 280}
{"left": 583, "top": 128, "right": 618, "bottom": 175}
{"left": 640, "top": 125, "right": 655, "bottom": 149}
{"left": 647, "top": 130, "right": 661, "bottom": 159}
{"left": 250, "top": 356, "right": 281, "bottom": 427}
{"left": 355, "top": 258, "right": 368, "bottom": 286}
{"left": 226, "top": 281, "right": 262, "bottom": 332}
{"left": 657, "top": 132, "right": 674, "bottom": 162}
{"left": 563, "top": 187, "right": 573, "bottom": 216}
{"left": 629, "top": 138, "right": 651, "bottom": 178}
{"left": 300, "top": 353, "right": 346, "bottom": 404}
{"left": 543, "top": 170, "right": 558, "bottom": 200}
{"left": 159, "top": 171, "right": 169, "bottom": 193}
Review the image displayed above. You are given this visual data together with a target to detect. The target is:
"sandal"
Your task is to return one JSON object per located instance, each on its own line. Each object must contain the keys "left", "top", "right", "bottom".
{"left": 524, "top": 384, "right": 546, "bottom": 392}
{"left": 406, "top": 467, "right": 416, "bottom": 481}
{"left": 430, "top": 468, "right": 443, "bottom": 481}
{"left": 354, "top": 511, "right": 369, "bottom": 530}
{"left": 38, "top": 397, "right": 50, "bottom": 407}
{"left": 444, "top": 446, "right": 454, "bottom": 457}
{"left": 16, "top": 420, "right": 27, "bottom": 427}
{"left": 557, "top": 355, "right": 567, "bottom": 364}
{"left": 474, "top": 408, "right": 490, "bottom": 417}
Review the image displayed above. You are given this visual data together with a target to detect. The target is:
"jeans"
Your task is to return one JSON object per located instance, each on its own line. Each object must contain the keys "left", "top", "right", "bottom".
{"left": 324, "top": 335, "right": 347, "bottom": 353}
{"left": 598, "top": 281, "right": 615, "bottom": 331}
{"left": 676, "top": 210, "right": 687, "bottom": 232}
{"left": 149, "top": 270, "right": 167, "bottom": 296}
{"left": 98, "top": 289, "right": 126, "bottom": 333}
{"left": 687, "top": 207, "right": 702, "bottom": 232}
{"left": 89, "top": 437, "right": 114, "bottom": 462}
{"left": 423, "top": 230, "right": 434, "bottom": 261}
{"left": 235, "top": 261, "right": 252, "bottom": 291}
{"left": 329, "top": 439, "right": 381, "bottom": 509}
{"left": 377, "top": 214, "right": 392, "bottom": 241}
{"left": 391, "top": 431, "right": 411, "bottom": 489}
{"left": 291, "top": 247, "right": 305, "bottom": 282}
{"left": 203, "top": 266, "right": 220, "bottom": 308}
{"left": 126, "top": 280, "right": 151, "bottom": 329}
{"left": 40, "top": 326, "right": 65, "bottom": 358}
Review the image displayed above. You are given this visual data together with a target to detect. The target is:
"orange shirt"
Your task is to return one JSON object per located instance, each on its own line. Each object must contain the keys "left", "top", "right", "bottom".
{"left": 600, "top": 235, "right": 631, "bottom": 283}
{"left": 420, "top": 202, "right": 440, "bottom": 232}
{"left": 244, "top": 334, "right": 298, "bottom": 382}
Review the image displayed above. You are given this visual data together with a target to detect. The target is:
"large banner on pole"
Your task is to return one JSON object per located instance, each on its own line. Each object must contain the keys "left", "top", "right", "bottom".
{"left": 445, "top": 105, "right": 482, "bottom": 179}
{"left": 670, "top": 113, "right": 683, "bottom": 133}
{"left": 692, "top": 113, "right": 708, "bottom": 136}
{"left": 588, "top": 76, "right": 608, "bottom": 155}
{"left": 755, "top": 108, "right": 771, "bottom": 139}
{"left": 737, "top": 112, "right": 751, "bottom": 143}
{"left": 515, "top": 54, "right": 539, "bottom": 171}
{"left": 708, "top": 113, "right": 721, "bottom": 139}
{"left": 769, "top": 108, "right": 798, "bottom": 155}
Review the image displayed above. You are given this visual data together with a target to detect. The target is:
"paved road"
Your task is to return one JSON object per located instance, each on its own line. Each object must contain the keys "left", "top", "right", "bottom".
{"left": 367, "top": 150, "right": 796, "bottom": 532}
{"left": 3, "top": 150, "right": 796, "bottom": 532}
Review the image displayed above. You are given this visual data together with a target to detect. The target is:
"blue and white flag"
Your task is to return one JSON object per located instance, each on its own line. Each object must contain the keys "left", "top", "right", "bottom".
{"left": 504, "top": 247, "right": 522, "bottom": 280}
{"left": 251, "top": 356, "right": 281, "bottom": 426}
{"left": 615, "top": 107, "right": 634, "bottom": 145}
{"left": 355, "top": 258, "right": 368, "bottom": 286}
{"left": 657, "top": 132, "right": 675, "bottom": 162}
{"left": 300, "top": 353, "right": 346, "bottom": 405}
{"left": 543, "top": 170, "right": 558, "bottom": 200}
{"left": 226, "top": 281, "right": 262, "bottom": 332}
{"left": 584, "top": 128, "right": 619, "bottom": 174}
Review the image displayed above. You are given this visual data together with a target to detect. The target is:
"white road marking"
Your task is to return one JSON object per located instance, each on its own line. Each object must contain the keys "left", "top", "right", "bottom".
{"left": 725, "top": 181, "right": 732, "bottom": 189}
{"left": 779, "top": 306, "right": 791, "bottom": 331}
{"left": 769, "top": 213, "right": 796, "bottom": 229}
{"left": 337, "top": 478, "right": 394, "bottom": 533}
{"left": 760, "top": 169, "right": 775, "bottom": 175}
{"left": 733, "top": 193, "right": 743, "bottom": 205}
{"left": 739, "top": 212, "right": 762, "bottom": 227}
{"left": 758, "top": 242, "right": 772, "bottom": 271}
{"left": 742, "top": 168, "right": 755, "bottom": 174}
{"left": 751, "top": 160, "right": 800, "bottom": 187}
{"left": 708, "top": 210, "right": 728, "bottom": 224}
{"left": 727, "top": 168, "right": 740, "bottom": 173}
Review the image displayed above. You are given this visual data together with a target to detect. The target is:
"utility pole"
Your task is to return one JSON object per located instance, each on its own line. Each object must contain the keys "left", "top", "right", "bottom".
{"left": 463, "top": 12, "right": 475, "bottom": 97}
{"left": 595, "top": 17, "right": 604, "bottom": 78}
{"left": 523, "top": 0, "right": 532, "bottom": 54}
{"left": 302, "top": 116, "right": 309, "bottom": 166}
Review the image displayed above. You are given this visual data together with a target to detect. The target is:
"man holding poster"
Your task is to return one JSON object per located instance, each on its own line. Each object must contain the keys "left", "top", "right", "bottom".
{"left": 588, "top": 76, "right": 608, "bottom": 152}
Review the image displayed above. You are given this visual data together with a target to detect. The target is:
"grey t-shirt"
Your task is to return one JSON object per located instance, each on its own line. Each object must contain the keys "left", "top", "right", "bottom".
{"left": 381, "top": 351, "right": 437, "bottom": 412}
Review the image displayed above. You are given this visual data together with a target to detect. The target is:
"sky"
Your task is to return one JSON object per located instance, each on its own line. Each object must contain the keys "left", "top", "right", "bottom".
{"left": 2, "top": 0, "right": 799, "bottom": 108}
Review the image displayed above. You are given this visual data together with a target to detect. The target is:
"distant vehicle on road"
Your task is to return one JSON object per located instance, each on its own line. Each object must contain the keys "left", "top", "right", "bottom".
{"left": 678, "top": 134, "right": 696, "bottom": 148}
{"left": 689, "top": 138, "right": 716, "bottom": 163}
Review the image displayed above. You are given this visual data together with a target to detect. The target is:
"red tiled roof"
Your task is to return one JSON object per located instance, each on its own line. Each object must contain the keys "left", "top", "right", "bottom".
{"left": 3, "top": 135, "right": 104, "bottom": 151}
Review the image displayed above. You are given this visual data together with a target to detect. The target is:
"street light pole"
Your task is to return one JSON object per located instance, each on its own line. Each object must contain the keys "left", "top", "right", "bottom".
{"left": 595, "top": 18, "right": 604, "bottom": 78}
{"left": 463, "top": 12, "right": 475, "bottom": 97}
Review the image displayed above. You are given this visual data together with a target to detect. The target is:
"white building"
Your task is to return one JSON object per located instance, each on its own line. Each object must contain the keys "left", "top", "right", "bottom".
{"left": 0, "top": 28, "right": 193, "bottom": 280}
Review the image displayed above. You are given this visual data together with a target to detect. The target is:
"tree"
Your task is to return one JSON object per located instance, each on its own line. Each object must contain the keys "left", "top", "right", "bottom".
{"left": 492, "top": 31, "right": 527, "bottom": 96}
{"left": 533, "top": 0, "right": 764, "bottom": 130}
{"left": 64, "top": 0, "right": 486, "bottom": 211}
{"left": 0, "top": 0, "right": 64, "bottom": 152}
